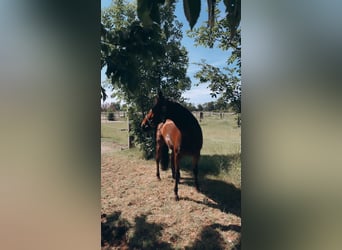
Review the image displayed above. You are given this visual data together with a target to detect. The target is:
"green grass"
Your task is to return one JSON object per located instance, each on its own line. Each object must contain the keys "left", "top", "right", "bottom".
{"left": 101, "top": 121, "right": 128, "bottom": 145}
{"left": 200, "top": 115, "right": 241, "bottom": 155}
{"left": 188, "top": 114, "right": 241, "bottom": 187}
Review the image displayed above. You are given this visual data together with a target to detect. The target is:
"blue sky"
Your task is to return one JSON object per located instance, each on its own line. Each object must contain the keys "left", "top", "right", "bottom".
{"left": 101, "top": 0, "right": 230, "bottom": 105}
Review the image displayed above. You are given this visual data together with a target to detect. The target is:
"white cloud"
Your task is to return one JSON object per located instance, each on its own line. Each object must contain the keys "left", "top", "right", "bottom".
{"left": 211, "top": 58, "right": 227, "bottom": 68}
{"left": 183, "top": 83, "right": 217, "bottom": 105}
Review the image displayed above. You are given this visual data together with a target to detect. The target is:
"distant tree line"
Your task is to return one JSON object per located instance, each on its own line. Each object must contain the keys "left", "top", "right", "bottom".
{"left": 101, "top": 102, "right": 127, "bottom": 112}
{"left": 101, "top": 98, "right": 239, "bottom": 114}
{"left": 181, "top": 99, "right": 237, "bottom": 112}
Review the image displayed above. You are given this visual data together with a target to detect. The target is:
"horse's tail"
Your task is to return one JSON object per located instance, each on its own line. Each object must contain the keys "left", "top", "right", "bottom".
{"left": 160, "top": 144, "right": 169, "bottom": 170}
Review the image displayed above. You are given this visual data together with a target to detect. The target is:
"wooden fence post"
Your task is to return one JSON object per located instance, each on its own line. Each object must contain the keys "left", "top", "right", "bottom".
{"left": 127, "top": 114, "right": 134, "bottom": 148}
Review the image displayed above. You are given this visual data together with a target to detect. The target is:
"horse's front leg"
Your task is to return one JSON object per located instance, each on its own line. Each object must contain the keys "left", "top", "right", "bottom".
{"left": 156, "top": 160, "right": 161, "bottom": 180}
{"left": 174, "top": 172, "right": 179, "bottom": 201}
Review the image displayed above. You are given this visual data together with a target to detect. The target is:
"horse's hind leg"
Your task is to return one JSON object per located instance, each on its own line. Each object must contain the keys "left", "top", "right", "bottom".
{"left": 170, "top": 151, "right": 175, "bottom": 179}
{"left": 170, "top": 151, "right": 181, "bottom": 182}
{"left": 174, "top": 151, "right": 181, "bottom": 200}
{"left": 156, "top": 161, "right": 161, "bottom": 180}
{"left": 155, "top": 142, "right": 163, "bottom": 180}
{"left": 192, "top": 154, "right": 200, "bottom": 191}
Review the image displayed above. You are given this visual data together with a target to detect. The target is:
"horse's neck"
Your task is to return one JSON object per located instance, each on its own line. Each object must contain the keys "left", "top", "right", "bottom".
{"left": 166, "top": 103, "right": 196, "bottom": 130}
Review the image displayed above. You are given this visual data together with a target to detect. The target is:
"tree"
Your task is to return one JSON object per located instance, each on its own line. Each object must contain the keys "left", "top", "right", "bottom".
{"left": 215, "top": 97, "right": 229, "bottom": 111}
{"left": 206, "top": 101, "right": 216, "bottom": 111}
{"left": 187, "top": 0, "right": 241, "bottom": 113}
{"left": 101, "top": 0, "right": 191, "bottom": 158}
{"left": 107, "top": 102, "right": 121, "bottom": 112}
{"left": 180, "top": 101, "right": 197, "bottom": 112}
{"left": 101, "top": 0, "right": 191, "bottom": 101}
{"left": 131, "top": 0, "right": 241, "bottom": 114}
{"left": 194, "top": 59, "right": 241, "bottom": 113}
{"left": 136, "top": 0, "right": 240, "bottom": 35}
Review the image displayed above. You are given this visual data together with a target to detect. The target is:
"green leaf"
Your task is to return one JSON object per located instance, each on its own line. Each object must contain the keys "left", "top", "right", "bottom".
{"left": 183, "top": 0, "right": 201, "bottom": 30}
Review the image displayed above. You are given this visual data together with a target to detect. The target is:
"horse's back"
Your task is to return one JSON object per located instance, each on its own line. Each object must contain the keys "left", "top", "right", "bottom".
{"left": 161, "top": 119, "right": 201, "bottom": 156}
{"left": 168, "top": 101, "right": 203, "bottom": 152}
{"left": 181, "top": 116, "right": 203, "bottom": 153}
{"left": 160, "top": 119, "right": 181, "bottom": 152}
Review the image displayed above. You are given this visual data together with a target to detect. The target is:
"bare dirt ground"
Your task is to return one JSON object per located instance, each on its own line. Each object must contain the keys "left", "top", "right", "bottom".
{"left": 101, "top": 141, "right": 241, "bottom": 249}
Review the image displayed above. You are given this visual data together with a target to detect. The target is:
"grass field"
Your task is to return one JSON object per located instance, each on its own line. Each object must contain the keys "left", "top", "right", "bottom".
{"left": 101, "top": 113, "right": 241, "bottom": 249}
{"left": 101, "top": 121, "right": 128, "bottom": 144}
{"left": 101, "top": 113, "right": 240, "bottom": 152}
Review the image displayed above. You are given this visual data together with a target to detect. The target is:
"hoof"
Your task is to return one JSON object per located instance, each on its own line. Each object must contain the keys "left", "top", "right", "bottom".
{"left": 175, "top": 196, "right": 180, "bottom": 201}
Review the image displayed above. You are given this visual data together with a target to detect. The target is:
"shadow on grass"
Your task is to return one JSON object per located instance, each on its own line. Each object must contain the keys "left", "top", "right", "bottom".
{"left": 185, "top": 225, "right": 226, "bottom": 250}
{"left": 101, "top": 212, "right": 172, "bottom": 250}
{"left": 129, "top": 214, "right": 173, "bottom": 250}
{"left": 180, "top": 178, "right": 241, "bottom": 217}
{"left": 179, "top": 154, "right": 241, "bottom": 217}
{"left": 102, "top": 212, "right": 240, "bottom": 250}
{"left": 181, "top": 154, "right": 240, "bottom": 177}
{"left": 185, "top": 223, "right": 241, "bottom": 250}
{"left": 101, "top": 212, "right": 130, "bottom": 248}
{"left": 211, "top": 223, "right": 241, "bottom": 250}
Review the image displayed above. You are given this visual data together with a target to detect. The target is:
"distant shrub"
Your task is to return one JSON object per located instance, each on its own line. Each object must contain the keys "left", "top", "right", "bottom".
{"left": 107, "top": 112, "right": 114, "bottom": 121}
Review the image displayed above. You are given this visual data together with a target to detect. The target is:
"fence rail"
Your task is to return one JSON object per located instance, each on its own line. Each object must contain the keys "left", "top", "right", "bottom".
{"left": 101, "top": 111, "right": 240, "bottom": 150}
{"left": 101, "top": 111, "right": 237, "bottom": 122}
{"left": 101, "top": 111, "right": 127, "bottom": 122}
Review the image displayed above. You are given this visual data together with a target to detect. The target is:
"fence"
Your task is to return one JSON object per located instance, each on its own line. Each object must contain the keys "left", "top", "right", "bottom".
{"left": 192, "top": 111, "right": 237, "bottom": 121}
{"left": 101, "top": 111, "right": 240, "bottom": 124}
{"left": 192, "top": 111, "right": 235, "bottom": 117}
{"left": 101, "top": 111, "right": 127, "bottom": 122}
{"left": 101, "top": 111, "right": 134, "bottom": 149}
{"left": 101, "top": 111, "right": 240, "bottom": 150}
{"left": 102, "top": 111, "right": 235, "bottom": 120}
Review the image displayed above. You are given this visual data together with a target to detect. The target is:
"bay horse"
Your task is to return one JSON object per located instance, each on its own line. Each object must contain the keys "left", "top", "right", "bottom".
{"left": 141, "top": 91, "right": 203, "bottom": 200}
{"left": 155, "top": 119, "right": 180, "bottom": 182}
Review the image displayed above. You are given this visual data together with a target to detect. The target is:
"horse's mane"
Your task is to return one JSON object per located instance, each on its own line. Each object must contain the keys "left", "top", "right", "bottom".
{"left": 164, "top": 100, "right": 199, "bottom": 129}
{"left": 162, "top": 99, "right": 203, "bottom": 150}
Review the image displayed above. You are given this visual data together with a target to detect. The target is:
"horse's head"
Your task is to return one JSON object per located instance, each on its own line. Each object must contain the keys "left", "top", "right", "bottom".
{"left": 141, "top": 109, "right": 155, "bottom": 131}
{"left": 141, "top": 91, "right": 167, "bottom": 131}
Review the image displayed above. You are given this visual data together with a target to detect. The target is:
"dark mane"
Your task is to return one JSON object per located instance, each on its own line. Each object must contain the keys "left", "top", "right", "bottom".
{"left": 164, "top": 100, "right": 200, "bottom": 130}
{"left": 161, "top": 99, "right": 203, "bottom": 152}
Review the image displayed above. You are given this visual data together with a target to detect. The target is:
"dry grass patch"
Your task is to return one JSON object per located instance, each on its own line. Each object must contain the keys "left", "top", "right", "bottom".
{"left": 102, "top": 147, "right": 240, "bottom": 249}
